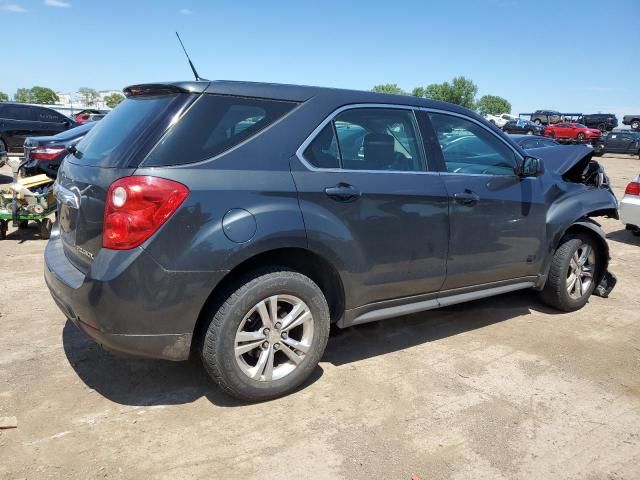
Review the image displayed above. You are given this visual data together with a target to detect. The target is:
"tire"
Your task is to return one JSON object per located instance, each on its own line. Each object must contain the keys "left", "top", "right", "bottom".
{"left": 548, "top": 131, "right": 556, "bottom": 139}
{"left": 631, "top": 120, "right": 640, "bottom": 130}
{"left": 0, "top": 138, "right": 6, "bottom": 154}
{"left": 534, "top": 119, "right": 542, "bottom": 125}
{"left": 539, "top": 234, "right": 601, "bottom": 312}
{"left": 526, "top": 129, "right": 534, "bottom": 135}
{"left": 597, "top": 123, "right": 606, "bottom": 132}
{"left": 39, "top": 218, "right": 52, "bottom": 239}
{"left": 200, "top": 268, "right": 330, "bottom": 402}
{"left": 577, "top": 133, "right": 586, "bottom": 141}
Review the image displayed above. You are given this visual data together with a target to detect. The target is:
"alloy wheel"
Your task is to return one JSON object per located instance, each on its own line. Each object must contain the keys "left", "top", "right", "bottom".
{"left": 566, "top": 243, "right": 595, "bottom": 299}
{"left": 234, "top": 295, "right": 314, "bottom": 382}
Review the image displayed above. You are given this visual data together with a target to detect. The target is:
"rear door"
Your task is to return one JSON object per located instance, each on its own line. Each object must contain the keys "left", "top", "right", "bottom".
{"left": 291, "top": 106, "right": 449, "bottom": 308}
{"left": 618, "top": 133, "right": 637, "bottom": 154}
{"left": 605, "top": 132, "right": 623, "bottom": 152}
{"left": 34, "top": 107, "right": 68, "bottom": 136}
{"left": 425, "top": 111, "right": 546, "bottom": 290}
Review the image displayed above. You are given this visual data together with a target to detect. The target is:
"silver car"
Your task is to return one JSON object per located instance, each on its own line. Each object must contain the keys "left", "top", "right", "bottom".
{"left": 620, "top": 175, "right": 640, "bottom": 236}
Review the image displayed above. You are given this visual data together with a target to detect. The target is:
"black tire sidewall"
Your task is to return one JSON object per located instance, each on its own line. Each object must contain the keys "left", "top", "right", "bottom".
{"left": 545, "top": 236, "right": 600, "bottom": 311}
{"left": 202, "top": 270, "right": 330, "bottom": 401}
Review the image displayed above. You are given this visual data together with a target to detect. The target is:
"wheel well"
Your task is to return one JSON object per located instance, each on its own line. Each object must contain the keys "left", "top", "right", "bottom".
{"left": 191, "top": 248, "right": 345, "bottom": 354}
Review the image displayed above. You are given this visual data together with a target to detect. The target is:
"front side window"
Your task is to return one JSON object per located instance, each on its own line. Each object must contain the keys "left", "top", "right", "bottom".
{"left": 304, "top": 108, "right": 425, "bottom": 172}
{"left": 429, "top": 112, "right": 517, "bottom": 176}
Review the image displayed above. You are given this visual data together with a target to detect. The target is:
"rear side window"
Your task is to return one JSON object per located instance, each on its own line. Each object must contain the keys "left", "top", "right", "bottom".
{"left": 72, "top": 94, "right": 191, "bottom": 167}
{"left": 144, "top": 94, "right": 297, "bottom": 166}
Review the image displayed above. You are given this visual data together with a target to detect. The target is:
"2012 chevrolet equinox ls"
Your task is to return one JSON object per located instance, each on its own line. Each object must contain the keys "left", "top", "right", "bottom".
{"left": 45, "top": 81, "right": 618, "bottom": 401}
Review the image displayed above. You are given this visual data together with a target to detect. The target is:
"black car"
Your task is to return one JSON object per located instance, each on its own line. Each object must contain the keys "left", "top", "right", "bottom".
{"left": 45, "top": 80, "right": 617, "bottom": 401}
{"left": 502, "top": 119, "right": 545, "bottom": 135}
{"left": 509, "top": 134, "right": 560, "bottom": 149}
{"left": 602, "top": 130, "right": 640, "bottom": 157}
{"left": 0, "top": 103, "right": 77, "bottom": 153}
{"left": 22, "top": 123, "right": 95, "bottom": 177}
{"left": 578, "top": 114, "right": 618, "bottom": 132}
{"left": 622, "top": 115, "right": 640, "bottom": 131}
{"left": 531, "top": 110, "right": 562, "bottom": 125}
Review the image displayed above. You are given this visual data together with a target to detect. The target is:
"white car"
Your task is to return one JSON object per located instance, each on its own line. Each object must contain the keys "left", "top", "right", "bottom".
{"left": 484, "top": 113, "right": 518, "bottom": 127}
{"left": 620, "top": 175, "right": 640, "bottom": 236}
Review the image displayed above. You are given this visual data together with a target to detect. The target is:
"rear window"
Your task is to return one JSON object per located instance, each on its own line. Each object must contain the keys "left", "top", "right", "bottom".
{"left": 71, "top": 94, "right": 191, "bottom": 167}
{"left": 143, "top": 94, "right": 297, "bottom": 166}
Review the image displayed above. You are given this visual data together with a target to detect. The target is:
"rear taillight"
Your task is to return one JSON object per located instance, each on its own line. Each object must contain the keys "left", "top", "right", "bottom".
{"left": 624, "top": 182, "right": 640, "bottom": 196}
{"left": 31, "top": 146, "right": 65, "bottom": 161}
{"left": 103, "top": 176, "right": 189, "bottom": 250}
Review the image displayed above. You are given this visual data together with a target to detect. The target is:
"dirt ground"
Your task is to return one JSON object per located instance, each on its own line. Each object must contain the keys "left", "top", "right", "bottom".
{"left": 0, "top": 154, "right": 639, "bottom": 480}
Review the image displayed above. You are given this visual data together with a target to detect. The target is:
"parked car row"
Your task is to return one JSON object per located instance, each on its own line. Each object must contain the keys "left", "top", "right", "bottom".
{"left": 491, "top": 110, "right": 639, "bottom": 134}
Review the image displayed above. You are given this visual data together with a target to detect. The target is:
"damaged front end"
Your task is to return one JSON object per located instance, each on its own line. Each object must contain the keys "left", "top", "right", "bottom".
{"left": 533, "top": 145, "right": 618, "bottom": 297}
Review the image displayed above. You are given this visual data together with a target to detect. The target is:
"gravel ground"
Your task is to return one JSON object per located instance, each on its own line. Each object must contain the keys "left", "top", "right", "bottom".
{"left": 0, "top": 154, "right": 639, "bottom": 480}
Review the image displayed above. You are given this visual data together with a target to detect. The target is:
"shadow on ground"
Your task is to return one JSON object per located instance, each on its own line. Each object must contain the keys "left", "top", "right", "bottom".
{"left": 2, "top": 223, "right": 47, "bottom": 243}
{"left": 62, "top": 320, "right": 323, "bottom": 408}
{"left": 606, "top": 228, "right": 640, "bottom": 247}
{"left": 63, "top": 289, "right": 556, "bottom": 407}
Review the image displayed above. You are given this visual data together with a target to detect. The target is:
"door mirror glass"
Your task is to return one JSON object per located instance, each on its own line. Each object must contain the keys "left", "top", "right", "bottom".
{"left": 519, "top": 156, "right": 544, "bottom": 177}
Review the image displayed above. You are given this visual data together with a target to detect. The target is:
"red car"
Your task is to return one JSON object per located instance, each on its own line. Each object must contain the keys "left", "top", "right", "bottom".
{"left": 544, "top": 122, "right": 601, "bottom": 141}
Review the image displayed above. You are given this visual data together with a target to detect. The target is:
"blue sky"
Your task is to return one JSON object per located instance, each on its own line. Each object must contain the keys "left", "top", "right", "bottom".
{"left": 2, "top": 0, "right": 639, "bottom": 119}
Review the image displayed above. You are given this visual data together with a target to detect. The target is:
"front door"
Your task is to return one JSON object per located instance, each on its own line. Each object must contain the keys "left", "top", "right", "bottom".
{"left": 291, "top": 107, "right": 449, "bottom": 309}
{"left": 426, "top": 111, "right": 546, "bottom": 290}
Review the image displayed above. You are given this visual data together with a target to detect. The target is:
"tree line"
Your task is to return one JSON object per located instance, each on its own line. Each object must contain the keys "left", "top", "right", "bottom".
{"left": 372, "top": 77, "right": 511, "bottom": 115}
{"left": 0, "top": 86, "right": 125, "bottom": 109}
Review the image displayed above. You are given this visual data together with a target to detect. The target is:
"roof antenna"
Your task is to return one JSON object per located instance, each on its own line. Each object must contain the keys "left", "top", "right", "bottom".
{"left": 175, "top": 32, "right": 207, "bottom": 81}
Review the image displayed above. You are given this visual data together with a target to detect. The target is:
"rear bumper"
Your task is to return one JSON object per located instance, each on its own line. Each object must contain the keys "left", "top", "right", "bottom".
{"left": 620, "top": 194, "right": 640, "bottom": 229}
{"left": 44, "top": 232, "right": 227, "bottom": 361}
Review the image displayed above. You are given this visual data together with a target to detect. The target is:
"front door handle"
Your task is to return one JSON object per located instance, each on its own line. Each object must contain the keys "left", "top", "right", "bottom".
{"left": 453, "top": 189, "right": 480, "bottom": 206}
{"left": 324, "top": 183, "right": 361, "bottom": 202}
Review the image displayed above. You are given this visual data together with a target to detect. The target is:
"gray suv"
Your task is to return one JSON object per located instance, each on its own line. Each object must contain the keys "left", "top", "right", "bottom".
{"left": 45, "top": 81, "right": 618, "bottom": 401}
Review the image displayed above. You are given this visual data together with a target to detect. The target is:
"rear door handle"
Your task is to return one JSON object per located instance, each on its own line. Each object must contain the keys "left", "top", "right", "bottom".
{"left": 453, "top": 189, "right": 480, "bottom": 206}
{"left": 324, "top": 183, "right": 361, "bottom": 202}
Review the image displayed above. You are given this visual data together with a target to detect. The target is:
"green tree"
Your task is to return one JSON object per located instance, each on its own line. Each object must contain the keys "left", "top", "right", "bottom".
{"left": 372, "top": 84, "right": 407, "bottom": 95}
{"left": 476, "top": 94, "right": 511, "bottom": 115}
{"left": 0, "top": 92, "right": 8, "bottom": 102}
{"left": 104, "top": 92, "right": 125, "bottom": 109}
{"left": 415, "top": 76, "right": 478, "bottom": 109}
{"left": 411, "top": 87, "right": 426, "bottom": 98}
{"left": 29, "top": 86, "right": 59, "bottom": 104}
{"left": 14, "top": 88, "right": 32, "bottom": 103}
{"left": 78, "top": 87, "right": 100, "bottom": 106}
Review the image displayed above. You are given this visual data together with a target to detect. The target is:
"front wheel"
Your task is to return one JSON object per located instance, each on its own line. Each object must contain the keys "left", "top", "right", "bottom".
{"left": 631, "top": 120, "right": 640, "bottom": 130}
{"left": 539, "top": 234, "right": 601, "bottom": 312}
{"left": 200, "top": 268, "right": 330, "bottom": 402}
{"left": 577, "top": 133, "right": 586, "bottom": 141}
{"left": 534, "top": 119, "right": 542, "bottom": 125}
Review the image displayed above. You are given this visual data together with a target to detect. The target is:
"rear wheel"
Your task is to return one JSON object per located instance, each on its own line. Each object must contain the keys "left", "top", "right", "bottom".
{"left": 539, "top": 234, "right": 601, "bottom": 312}
{"left": 534, "top": 119, "right": 542, "bottom": 125}
{"left": 597, "top": 123, "right": 606, "bottom": 132}
{"left": 631, "top": 120, "right": 640, "bottom": 130}
{"left": 200, "top": 268, "right": 330, "bottom": 402}
{"left": 577, "top": 133, "right": 586, "bottom": 141}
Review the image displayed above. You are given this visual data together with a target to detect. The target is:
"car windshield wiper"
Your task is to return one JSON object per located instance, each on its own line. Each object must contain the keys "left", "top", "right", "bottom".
{"left": 66, "top": 144, "right": 83, "bottom": 159}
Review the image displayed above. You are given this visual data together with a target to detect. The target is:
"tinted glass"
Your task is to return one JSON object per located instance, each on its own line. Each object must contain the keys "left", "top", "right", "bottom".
{"left": 73, "top": 93, "right": 190, "bottom": 167}
{"left": 333, "top": 108, "right": 425, "bottom": 171}
{"left": 36, "top": 108, "right": 62, "bottom": 123}
{"left": 0, "top": 105, "right": 29, "bottom": 120}
{"left": 145, "top": 94, "right": 297, "bottom": 166}
{"left": 304, "top": 124, "right": 340, "bottom": 168}
{"left": 429, "top": 113, "right": 517, "bottom": 176}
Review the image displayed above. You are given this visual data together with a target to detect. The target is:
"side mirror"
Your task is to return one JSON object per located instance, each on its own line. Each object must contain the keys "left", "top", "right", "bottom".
{"left": 518, "top": 156, "right": 544, "bottom": 177}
